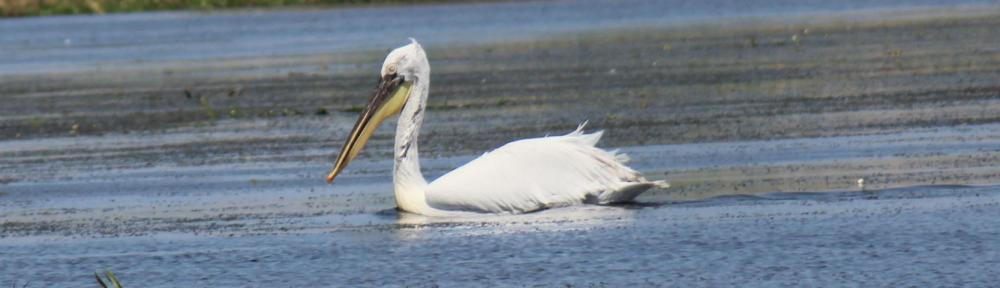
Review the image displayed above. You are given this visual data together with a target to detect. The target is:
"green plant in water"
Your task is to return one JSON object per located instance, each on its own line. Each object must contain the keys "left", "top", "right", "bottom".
{"left": 94, "top": 270, "right": 123, "bottom": 288}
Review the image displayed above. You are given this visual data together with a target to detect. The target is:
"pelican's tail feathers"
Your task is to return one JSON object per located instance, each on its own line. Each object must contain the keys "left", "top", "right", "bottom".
{"left": 652, "top": 180, "right": 670, "bottom": 189}
{"left": 597, "top": 180, "right": 670, "bottom": 204}
{"left": 597, "top": 182, "right": 649, "bottom": 204}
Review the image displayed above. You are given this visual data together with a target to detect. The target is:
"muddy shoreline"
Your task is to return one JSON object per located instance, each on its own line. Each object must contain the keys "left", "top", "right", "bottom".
{"left": 2, "top": 8, "right": 1000, "bottom": 287}
{"left": 2, "top": 9, "right": 999, "bottom": 184}
{"left": 1, "top": 6, "right": 998, "bottom": 236}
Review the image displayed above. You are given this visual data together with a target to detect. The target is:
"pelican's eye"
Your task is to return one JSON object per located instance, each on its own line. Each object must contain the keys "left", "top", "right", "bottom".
{"left": 386, "top": 64, "right": 397, "bottom": 75}
{"left": 381, "top": 72, "right": 398, "bottom": 82}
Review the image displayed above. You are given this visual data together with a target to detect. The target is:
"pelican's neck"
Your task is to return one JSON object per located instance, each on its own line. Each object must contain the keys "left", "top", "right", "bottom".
{"left": 393, "top": 75, "right": 434, "bottom": 214}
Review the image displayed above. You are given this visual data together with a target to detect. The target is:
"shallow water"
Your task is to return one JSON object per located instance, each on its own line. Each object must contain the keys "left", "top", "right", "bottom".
{"left": 3, "top": 1, "right": 1000, "bottom": 287}
{"left": 2, "top": 122, "right": 999, "bottom": 286}
{"left": 2, "top": 0, "right": 999, "bottom": 74}
{"left": 3, "top": 185, "right": 1000, "bottom": 287}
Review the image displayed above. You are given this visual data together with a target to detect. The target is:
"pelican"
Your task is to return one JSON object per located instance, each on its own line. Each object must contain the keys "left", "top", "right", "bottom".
{"left": 326, "top": 39, "right": 668, "bottom": 216}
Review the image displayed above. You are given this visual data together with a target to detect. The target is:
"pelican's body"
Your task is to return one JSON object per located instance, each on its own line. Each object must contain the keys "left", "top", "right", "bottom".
{"left": 327, "top": 40, "right": 667, "bottom": 216}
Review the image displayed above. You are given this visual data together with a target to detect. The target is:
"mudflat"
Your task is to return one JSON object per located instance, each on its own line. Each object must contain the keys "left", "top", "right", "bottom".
{"left": 2, "top": 7, "right": 1000, "bottom": 287}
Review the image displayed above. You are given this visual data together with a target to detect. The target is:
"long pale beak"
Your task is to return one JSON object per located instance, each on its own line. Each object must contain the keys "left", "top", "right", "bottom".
{"left": 326, "top": 74, "right": 412, "bottom": 184}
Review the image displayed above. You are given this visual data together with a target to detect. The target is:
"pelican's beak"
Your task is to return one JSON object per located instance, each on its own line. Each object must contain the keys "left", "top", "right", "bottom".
{"left": 326, "top": 74, "right": 412, "bottom": 184}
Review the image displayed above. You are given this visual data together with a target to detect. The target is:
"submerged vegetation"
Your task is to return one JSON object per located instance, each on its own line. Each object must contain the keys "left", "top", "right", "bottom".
{"left": 94, "top": 270, "right": 122, "bottom": 288}
{"left": 94, "top": 271, "right": 124, "bottom": 288}
{"left": 0, "top": 0, "right": 479, "bottom": 17}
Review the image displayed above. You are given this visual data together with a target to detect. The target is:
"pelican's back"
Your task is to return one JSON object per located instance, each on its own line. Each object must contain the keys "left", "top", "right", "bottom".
{"left": 425, "top": 125, "right": 667, "bottom": 214}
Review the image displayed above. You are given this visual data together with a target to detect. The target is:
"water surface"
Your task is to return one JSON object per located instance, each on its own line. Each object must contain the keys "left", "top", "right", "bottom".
{"left": 2, "top": 0, "right": 999, "bottom": 74}
{"left": 3, "top": 1, "right": 1000, "bottom": 287}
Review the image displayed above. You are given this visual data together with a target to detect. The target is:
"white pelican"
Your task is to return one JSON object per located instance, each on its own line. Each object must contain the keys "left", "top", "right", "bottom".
{"left": 326, "top": 39, "right": 668, "bottom": 216}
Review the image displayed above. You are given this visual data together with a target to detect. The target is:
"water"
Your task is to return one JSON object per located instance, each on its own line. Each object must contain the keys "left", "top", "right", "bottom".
{"left": 3, "top": 1, "right": 1000, "bottom": 286}
{"left": 3, "top": 185, "right": 1000, "bottom": 286}
{"left": 2, "top": 122, "right": 999, "bottom": 286}
{"left": 2, "top": 0, "right": 999, "bottom": 74}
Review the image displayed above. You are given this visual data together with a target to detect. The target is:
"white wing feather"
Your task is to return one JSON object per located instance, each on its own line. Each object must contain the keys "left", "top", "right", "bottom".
{"left": 425, "top": 124, "right": 668, "bottom": 214}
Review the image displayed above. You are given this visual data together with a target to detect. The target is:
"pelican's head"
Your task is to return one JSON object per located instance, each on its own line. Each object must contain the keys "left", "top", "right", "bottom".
{"left": 326, "top": 39, "right": 428, "bottom": 184}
